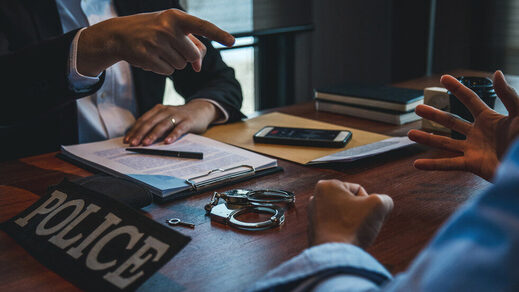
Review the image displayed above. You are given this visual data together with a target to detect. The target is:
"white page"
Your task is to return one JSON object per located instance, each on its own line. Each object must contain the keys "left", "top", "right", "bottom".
{"left": 63, "top": 134, "right": 276, "bottom": 180}
{"left": 62, "top": 134, "right": 277, "bottom": 197}
{"left": 309, "top": 136, "right": 415, "bottom": 164}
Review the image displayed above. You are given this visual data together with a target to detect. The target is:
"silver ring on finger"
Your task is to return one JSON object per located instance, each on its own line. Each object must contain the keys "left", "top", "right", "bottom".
{"left": 170, "top": 117, "right": 176, "bottom": 128}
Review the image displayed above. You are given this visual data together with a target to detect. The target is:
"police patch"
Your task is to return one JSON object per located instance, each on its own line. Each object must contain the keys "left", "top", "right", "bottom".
{"left": 1, "top": 179, "right": 190, "bottom": 291}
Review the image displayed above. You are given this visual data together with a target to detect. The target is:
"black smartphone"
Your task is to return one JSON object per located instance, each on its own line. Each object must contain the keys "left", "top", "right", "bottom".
{"left": 253, "top": 126, "right": 352, "bottom": 148}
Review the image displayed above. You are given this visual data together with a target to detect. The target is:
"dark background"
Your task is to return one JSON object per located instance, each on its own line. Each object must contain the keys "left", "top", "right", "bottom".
{"left": 242, "top": 0, "right": 514, "bottom": 109}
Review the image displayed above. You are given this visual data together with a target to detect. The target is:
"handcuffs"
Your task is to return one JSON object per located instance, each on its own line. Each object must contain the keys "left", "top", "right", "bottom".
{"left": 204, "top": 189, "right": 295, "bottom": 231}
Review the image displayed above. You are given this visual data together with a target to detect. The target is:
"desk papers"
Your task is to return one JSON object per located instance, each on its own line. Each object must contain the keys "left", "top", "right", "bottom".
{"left": 204, "top": 112, "right": 414, "bottom": 165}
{"left": 308, "top": 136, "right": 415, "bottom": 164}
{"left": 61, "top": 134, "right": 278, "bottom": 198}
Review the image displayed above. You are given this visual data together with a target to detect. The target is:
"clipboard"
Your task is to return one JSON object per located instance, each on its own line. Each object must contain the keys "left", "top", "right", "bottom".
{"left": 156, "top": 165, "right": 283, "bottom": 203}
{"left": 58, "top": 134, "right": 282, "bottom": 203}
{"left": 58, "top": 153, "right": 282, "bottom": 203}
{"left": 58, "top": 152, "right": 282, "bottom": 203}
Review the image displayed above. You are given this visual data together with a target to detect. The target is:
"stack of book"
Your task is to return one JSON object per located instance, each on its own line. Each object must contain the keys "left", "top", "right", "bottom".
{"left": 314, "top": 83, "right": 424, "bottom": 125}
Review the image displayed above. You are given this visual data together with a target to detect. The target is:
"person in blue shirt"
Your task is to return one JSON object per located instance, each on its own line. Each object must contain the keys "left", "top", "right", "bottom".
{"left": 249, "top": 70, "right": 519, "bottom": 292}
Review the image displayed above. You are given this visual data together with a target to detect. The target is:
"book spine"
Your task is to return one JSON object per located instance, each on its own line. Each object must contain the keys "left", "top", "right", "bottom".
{"left": 315, "top": 100, "right": 420, "bottom": 125}
{"left": 314, "top": 91, "right": 421, "bottom": 112}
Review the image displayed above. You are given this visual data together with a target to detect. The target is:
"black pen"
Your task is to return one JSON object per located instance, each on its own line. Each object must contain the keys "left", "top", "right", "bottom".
{"left": 126, "top": 148, "right": 204, "bottom": 159}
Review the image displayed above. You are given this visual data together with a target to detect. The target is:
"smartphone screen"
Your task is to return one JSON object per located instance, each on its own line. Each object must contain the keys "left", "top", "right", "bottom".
{"left": 254, "top": 126, "right": 352, "bottom": 148}
{"left": 265, "top": 128, "right": 341, "bottom": 141}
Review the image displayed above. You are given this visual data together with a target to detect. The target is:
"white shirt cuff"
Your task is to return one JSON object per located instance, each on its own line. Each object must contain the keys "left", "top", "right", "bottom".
{"left": 194, "top": 98, "right": 229, "bottom": 124}
{"left": 68, "top": 28, "right": 101, "bottom": 90}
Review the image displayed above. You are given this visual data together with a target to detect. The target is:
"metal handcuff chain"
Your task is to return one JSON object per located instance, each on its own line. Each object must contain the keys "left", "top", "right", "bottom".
{"left": 204, "top": 189, "right": 295, "bottom": 231}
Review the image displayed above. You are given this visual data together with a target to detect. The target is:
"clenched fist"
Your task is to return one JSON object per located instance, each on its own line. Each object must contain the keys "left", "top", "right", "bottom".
{"left": 308, "top": 180, "right": 394, "bottom": 248}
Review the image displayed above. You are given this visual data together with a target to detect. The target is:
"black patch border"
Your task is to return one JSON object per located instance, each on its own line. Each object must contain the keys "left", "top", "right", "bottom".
{"left": 1, "top": 179, "right": 190, "bottom": 291}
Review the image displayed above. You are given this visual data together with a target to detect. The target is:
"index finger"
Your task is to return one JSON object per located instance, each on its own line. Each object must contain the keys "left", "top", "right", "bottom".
{"left": 414, "top": 104, "right": 472, "bottom": 134}
{"left": 343, "top": 182, "right": 368, "bottom": 196}
{"left": 372, "top": 194, "right": 394, "bottom": 214}
{"left": 180, "top": 14, "right": 235, "bottom": 47}
{"left": 440, "top": 75, "right": 490, "bottom": 118}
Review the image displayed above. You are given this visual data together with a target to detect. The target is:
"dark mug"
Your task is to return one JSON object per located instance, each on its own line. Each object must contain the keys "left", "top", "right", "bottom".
{"left": 449, "top": 76, "right": 496, "bottom": 139}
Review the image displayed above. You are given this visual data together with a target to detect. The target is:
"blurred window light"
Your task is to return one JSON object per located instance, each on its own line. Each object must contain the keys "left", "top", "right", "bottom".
{"left": 164, "top": 37, "right": 256, "bottom": 116}
{"left": 181, "top": 0, "right": 252, "bottom": 33}
{"left": 164, "top": 1, "right": 256, "bottom": 115}
{"left": 212, "top": 37, "right": 255, "bottom": 49}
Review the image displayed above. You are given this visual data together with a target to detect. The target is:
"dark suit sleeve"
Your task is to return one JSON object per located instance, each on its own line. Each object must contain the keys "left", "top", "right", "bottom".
{"left": 0, "top": 28, "right": 104, "bottom": 125}
{"left": 170, "top": 37, "right": 246, "bottom": 122}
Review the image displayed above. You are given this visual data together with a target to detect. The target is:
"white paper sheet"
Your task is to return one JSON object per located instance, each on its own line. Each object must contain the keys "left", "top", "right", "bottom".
{"left": 309, "top": 136, "right": 415, "bottom": 164}
{"left": 61, "top": 134, "right": 277, "bottom": 197}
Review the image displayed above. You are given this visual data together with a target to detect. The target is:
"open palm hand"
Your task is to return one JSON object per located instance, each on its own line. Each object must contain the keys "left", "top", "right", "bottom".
{"left": 408, "top": 71, "right": 519, "bottom": 181}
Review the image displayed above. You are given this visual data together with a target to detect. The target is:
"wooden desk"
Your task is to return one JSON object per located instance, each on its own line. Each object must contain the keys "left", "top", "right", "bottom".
{"left": 0, "top": 72, "right": 494, "bottom": 291}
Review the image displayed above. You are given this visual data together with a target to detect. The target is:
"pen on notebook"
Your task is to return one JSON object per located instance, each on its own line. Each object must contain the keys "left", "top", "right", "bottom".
{"left": 126, "top": 148, "right": 204, "bottom": 159}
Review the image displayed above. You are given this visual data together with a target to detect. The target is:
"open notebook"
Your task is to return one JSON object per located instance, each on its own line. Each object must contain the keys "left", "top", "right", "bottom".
{"left": 60, "top": 134, "right": 279, "bottom": 200}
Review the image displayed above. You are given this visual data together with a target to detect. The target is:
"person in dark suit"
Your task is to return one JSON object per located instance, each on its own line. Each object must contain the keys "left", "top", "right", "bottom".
{"left": 0, "top": 0, "right": 244, "bottom": 161}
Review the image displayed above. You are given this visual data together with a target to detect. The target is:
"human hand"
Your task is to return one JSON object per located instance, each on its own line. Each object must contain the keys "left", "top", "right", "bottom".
{"left": 124, "top": 100, "right": 221, "bottom": 146}
{"left": 308, "top": 180, "right": 393, "bottom": 248}
{"left": 77, "top": 9, "right": 234, "bottom": 76}
{"left": 408, "top": 71, "right": 519, "bottom": 181}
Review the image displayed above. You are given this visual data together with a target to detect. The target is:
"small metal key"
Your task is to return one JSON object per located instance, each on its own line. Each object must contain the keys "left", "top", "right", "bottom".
{"left": 166, "top": 218, "right": 195, "bottom": 228}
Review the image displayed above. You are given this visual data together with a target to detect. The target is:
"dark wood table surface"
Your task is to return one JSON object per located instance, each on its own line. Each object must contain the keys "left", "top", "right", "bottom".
{"left": 0, "top": 70, "right": 506, "bottom": 291}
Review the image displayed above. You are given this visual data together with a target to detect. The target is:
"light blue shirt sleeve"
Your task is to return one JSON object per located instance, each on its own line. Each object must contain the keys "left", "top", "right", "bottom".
{"left": 67, "top": 28, "right": 101, "bottom": 90}
{"left": 247, "top": 243, "right": 391, "bottom": 292}
{"left": 250, "top": 139, "right": 519, "bottom": 292}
